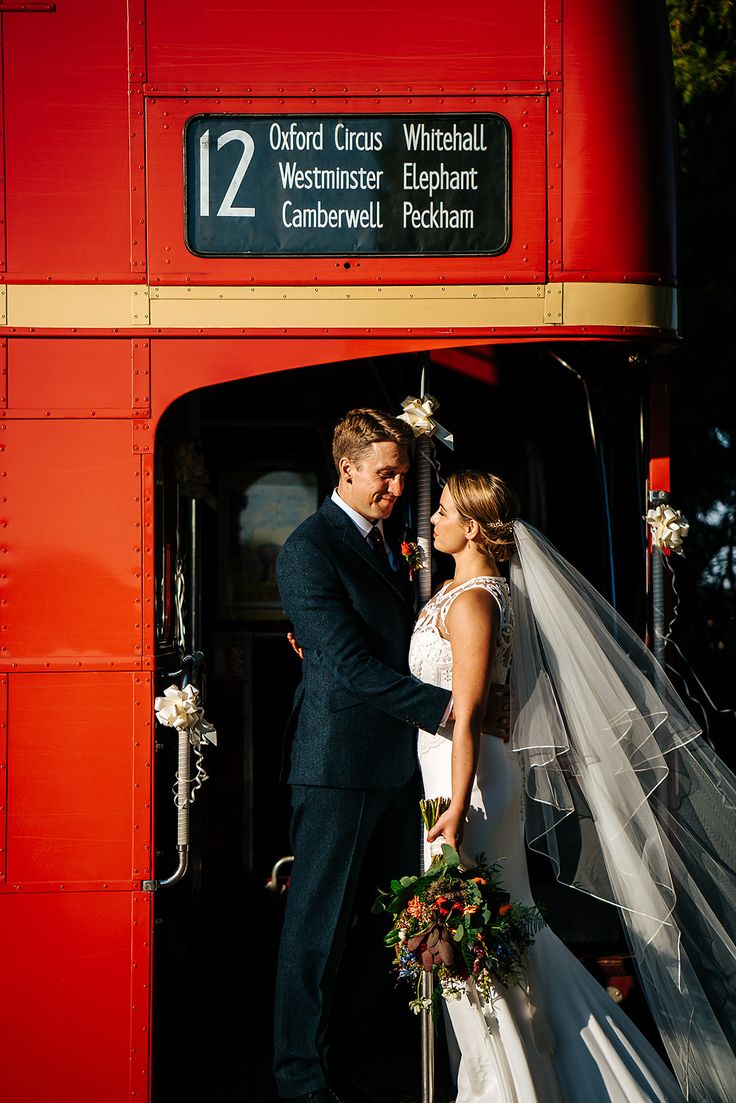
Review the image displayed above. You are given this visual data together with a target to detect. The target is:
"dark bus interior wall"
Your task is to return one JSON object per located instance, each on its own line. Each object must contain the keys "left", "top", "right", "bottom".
{"left": 151, "top": 347, "right": 654, "bottom": 1102}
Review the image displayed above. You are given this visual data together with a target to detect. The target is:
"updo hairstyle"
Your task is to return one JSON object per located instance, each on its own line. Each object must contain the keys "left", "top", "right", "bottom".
{"left": 445, "top": 470, "right": 518, "bottom": 563}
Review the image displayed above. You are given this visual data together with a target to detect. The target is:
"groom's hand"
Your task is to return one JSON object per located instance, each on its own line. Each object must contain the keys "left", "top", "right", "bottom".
{"left": 482, "top": 684, "right": 511, "bottom": 742}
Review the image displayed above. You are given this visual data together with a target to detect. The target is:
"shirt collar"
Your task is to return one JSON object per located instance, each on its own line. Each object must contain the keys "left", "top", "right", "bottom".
{"left": 331, "top": 487, "right": 384, "bottom": 539}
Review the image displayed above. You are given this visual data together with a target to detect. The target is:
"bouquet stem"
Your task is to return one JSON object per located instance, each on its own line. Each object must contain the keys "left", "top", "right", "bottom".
{"left": 418, "top": 798, "right": 448, "bottom": 1103}
{"left": 420, "top": 970, "right": 435, "bottom": 1103}
{"left": 420, "top": 796, "right": 450, "bottom": 834}
{"left": 420, "top": 796, "right": 451, "bottom": 866}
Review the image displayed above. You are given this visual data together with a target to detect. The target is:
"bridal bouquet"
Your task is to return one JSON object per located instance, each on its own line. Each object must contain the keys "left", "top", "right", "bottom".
{"left": 372, "top": 798, "right": 544, "bottom": 1014}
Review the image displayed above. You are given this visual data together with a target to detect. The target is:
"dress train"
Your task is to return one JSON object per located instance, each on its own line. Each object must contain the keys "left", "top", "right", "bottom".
{"left": 412, "top": 578, "right": 685, "bottom": 1103}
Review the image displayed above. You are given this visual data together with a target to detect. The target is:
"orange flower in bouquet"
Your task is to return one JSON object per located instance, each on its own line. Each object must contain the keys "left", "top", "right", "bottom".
{"left": 372, "top": 798, "right": 545, "bottom": 1014}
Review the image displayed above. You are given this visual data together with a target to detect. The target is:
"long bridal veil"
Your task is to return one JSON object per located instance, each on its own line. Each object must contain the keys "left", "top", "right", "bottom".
{"left": 509, "top": 521, "right": 736, "bottom": 1102}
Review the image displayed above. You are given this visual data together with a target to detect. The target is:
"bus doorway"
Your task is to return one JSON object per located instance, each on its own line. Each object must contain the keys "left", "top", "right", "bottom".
{"left": 150, "top": 344, "right": 650, "bottom": 1101}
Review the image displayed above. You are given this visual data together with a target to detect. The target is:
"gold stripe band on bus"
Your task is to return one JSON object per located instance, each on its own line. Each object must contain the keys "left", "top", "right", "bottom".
{"left": 0, "top": 282, "right": 677, "bottom": 332}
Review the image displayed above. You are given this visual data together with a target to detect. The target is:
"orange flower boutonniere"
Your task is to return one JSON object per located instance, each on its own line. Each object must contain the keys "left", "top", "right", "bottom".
{"left": 401, "top": 535, "right": 426, "bottom": 581}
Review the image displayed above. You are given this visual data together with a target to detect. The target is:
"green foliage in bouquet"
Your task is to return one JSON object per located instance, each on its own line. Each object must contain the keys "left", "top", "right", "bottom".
{"left": 372, "top": 798, "right": 545, "bottom": 1015}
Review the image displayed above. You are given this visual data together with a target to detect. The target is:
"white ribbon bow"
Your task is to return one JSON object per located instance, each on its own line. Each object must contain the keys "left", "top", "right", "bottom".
{"left": 398, "top": 394, "right": 454, "bottom": 450}
{"left": 644, "top": 504, "right": 689, "bottom": 555}
{"left": 154, "top": 684, "right": 218, "bottom": 747}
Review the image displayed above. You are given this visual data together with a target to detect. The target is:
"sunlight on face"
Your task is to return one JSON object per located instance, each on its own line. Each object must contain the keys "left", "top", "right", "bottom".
{"left": 339, "top": 441, "right": 410, "bottom": 522}
{"left": 430, "top": 486, "right": 468, "bottom": 555}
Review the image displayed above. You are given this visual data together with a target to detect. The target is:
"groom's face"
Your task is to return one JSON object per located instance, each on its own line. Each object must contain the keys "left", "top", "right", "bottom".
{"left": 340, "top": 441, "right": 410, "bottom": 522}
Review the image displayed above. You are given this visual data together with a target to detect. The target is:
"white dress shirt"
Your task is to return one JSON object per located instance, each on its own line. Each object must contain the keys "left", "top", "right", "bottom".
{"left": 331, "top": 488, "right": 391, "bottom": 559}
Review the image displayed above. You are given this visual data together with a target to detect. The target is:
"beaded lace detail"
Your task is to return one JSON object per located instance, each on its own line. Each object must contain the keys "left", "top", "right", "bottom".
{"left": 408, "top": 576, "right": 513, "bottom": 694}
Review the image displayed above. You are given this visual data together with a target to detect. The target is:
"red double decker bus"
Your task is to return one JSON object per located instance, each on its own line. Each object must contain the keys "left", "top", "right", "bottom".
{"left": 0, "top": 2, "right": 677, "bottom": 1099}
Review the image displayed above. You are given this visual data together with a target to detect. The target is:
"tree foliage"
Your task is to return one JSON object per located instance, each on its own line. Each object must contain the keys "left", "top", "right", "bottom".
{"left": 668, "top": 0, "right": 736, "bottom": 106}
{"left": 665, "top": 1, "right": 736, "bottom": 719}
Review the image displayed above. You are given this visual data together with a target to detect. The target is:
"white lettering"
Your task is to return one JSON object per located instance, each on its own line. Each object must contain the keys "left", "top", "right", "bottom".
{"left": 402, "top": 200, "right": 474, "bottom": 230}
{"left": 278, "top": 162, "right": 384, "bottom": 191}
{"left": 402, "top": 121, "right": 487, "bottom": 152}
{"left": 269, "top": 122, "right": 325, "bottom": 151}
{"left": 216, "top": 130, "right": 256, "bottom": 217}
{"left": 402, "top": 162, "right": 479, "bottom": 198}
{"left": 333, "top": 122, "right": 384, "bottom": 152}
{"left": 282, "top": 199, "right": 384, "bottom": 229}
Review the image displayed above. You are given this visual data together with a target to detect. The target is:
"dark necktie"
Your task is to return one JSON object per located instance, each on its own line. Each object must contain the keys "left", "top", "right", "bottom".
{"left": 366, "top": 524, "right": 388, "bottom": 562}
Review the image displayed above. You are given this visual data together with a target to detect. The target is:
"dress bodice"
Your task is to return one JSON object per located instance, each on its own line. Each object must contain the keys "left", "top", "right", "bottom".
{"left": 408, "top": 575, "right": 513, "bottom": 692}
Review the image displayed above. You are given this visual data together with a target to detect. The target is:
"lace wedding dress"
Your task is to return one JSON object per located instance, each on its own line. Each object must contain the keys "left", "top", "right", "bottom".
{"left": 409, "top": 577, "right": 685, "bottom": 1103}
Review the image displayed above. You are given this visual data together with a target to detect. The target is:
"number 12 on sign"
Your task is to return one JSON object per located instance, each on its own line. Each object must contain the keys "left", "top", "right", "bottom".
{"left": 199, "top": 129, "right": 256, "bottom": 218}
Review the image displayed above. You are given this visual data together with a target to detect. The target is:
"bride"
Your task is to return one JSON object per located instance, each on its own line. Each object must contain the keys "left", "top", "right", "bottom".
{"left": 410, "top": 470, "right": 736, "bottom": 1103}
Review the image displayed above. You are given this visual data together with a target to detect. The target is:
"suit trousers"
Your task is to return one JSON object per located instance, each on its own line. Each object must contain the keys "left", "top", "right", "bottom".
{"left": 273, "top": 772, "right": 421, "bottom": 1098}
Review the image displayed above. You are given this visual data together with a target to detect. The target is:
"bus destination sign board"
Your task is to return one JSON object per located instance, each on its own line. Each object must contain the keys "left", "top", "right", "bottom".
{"left": 185, "top": 114, "right": 510, "bottom": 257}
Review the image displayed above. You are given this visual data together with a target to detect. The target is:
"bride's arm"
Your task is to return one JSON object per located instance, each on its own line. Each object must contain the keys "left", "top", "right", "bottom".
{"left": 427, "top": 588, "right": 498, "bottom": 852}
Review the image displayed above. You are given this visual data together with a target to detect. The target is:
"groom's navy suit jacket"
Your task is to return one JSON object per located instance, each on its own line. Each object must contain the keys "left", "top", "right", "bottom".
{"left": 273, "top": 495, "right": 450, "bottom": 1096}
{"left": 276, "top": 495, "right": 451, "bottom": 789}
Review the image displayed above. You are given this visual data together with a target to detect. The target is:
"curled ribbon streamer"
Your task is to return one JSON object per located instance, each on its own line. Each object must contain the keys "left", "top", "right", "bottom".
{"left": 155, "top": 683, "right": 217, "bottom": 807}
{"left": 644, "top": 505, "right": 690, "bottom": 555}
{"left": 398, "top": 394, "right": 455, "bottom": 451}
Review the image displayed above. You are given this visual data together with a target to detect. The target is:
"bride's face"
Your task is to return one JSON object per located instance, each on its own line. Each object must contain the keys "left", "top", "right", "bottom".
{"left": 431, "top": 487, "right": 471, "bottom": 554}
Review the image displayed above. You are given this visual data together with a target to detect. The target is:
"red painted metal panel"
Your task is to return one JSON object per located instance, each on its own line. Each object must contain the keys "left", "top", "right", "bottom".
{"left": 128, "top": 0, "right": 149, "bottom": 277}
{"left": 150, "top": 334, "right": 491, "bottom": 422}
{"left": 3, "top": 0, "right": 134, "bottom": 281}
{"left": 0, "top": 337, "right": 6, "bottom": 406}
{"left": 146, "top": 0, "right": 546, "bottom": 89}
{"left": 648, "top": 359, "right": 671, "bottom": 494}
{"left": 146, "top": 93, "right": 548, "bottom": 287}
{"left": 132, "top": 337, "right": 152, "bottom": 413}
{"left": 140, "top": 454, "right": 155, "bottom": 669}
{"left": 430, "top": 346, "right": 500, "bottom": 386}
{"left": 6, "top": 671, "right": 150, "bottom": 884}
{"left": 0, "top": 17, "right": 7, "bottom": 277}
{"left": 7, "top": 338, "right": 137, "bottom": 410}
{"left": 0, "top": 674, "right": 6, "bottom": 888}
{"left": 0, "top": 890, "right": 150, "bottom": 1102}
{"left": 2, "top": 419, "right": 144, "bottom": 666}
{"left": 561, "top": 0, "right": 677, "bottom": 283}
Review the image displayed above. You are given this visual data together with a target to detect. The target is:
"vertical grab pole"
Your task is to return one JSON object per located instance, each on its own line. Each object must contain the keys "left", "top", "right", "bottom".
{"left": 651, "top": 545, "right": 666, "bottom": 668}
{"left": 416, "top": 435, "right": 435, "bottom": 1103}
{"left": 401, "top": 375, "right": 454, "bottom": 1103}
{"left": 416, "top": 437, "right": 433, "bottom": 608}
{"left": 646, "top": 359, "right": 677, "bottom": 831}
{"left": 175, "top": 724, "right": 191, "bottom": 848}
{"left": 647, "top": 358, "right": 672, "bottom": 671}
{"left": 153, "top": 652, "right": 205, "bottom": 890}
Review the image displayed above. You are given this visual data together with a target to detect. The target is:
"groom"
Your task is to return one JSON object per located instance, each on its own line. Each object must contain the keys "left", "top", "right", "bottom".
{"left": 273, "top": 408, "right": 454, "bottom": 1103}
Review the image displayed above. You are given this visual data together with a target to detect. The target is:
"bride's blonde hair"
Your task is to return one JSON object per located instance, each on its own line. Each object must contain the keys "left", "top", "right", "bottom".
{"left": 445, "top": 470, "right": 518, "bottom": 563}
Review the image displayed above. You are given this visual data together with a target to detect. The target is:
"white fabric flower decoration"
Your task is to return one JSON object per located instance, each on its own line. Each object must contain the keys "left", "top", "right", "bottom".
{"left": 154, "top": 684, "right": 217, "bottom": 745}
{"left": 154, "top": 684, "right": 201, "bottom": 729}
{"left": 645, "top": 505, "right": 690, "bottom": 554}
{"left": 398, "top": 394, "right": 454, "bottom": 450}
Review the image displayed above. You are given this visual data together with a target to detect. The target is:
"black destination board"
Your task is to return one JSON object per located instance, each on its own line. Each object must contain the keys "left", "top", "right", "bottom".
{"left": 185, "top": 114, "right": 510, "bottom": 257}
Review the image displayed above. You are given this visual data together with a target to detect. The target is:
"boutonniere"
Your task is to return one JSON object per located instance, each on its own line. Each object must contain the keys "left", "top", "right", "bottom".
{"left": 400, "top": 534, "right": 427, "bottom": 581}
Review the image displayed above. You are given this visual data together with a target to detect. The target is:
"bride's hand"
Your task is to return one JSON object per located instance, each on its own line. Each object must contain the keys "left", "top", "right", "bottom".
{"left": 427, "top": 804, "right": 466, "bottom": 853}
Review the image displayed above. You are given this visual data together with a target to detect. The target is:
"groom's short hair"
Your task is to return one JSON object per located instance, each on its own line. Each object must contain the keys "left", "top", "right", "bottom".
{"left": 332, "top": 408, "right": 414, "bottom": 472}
